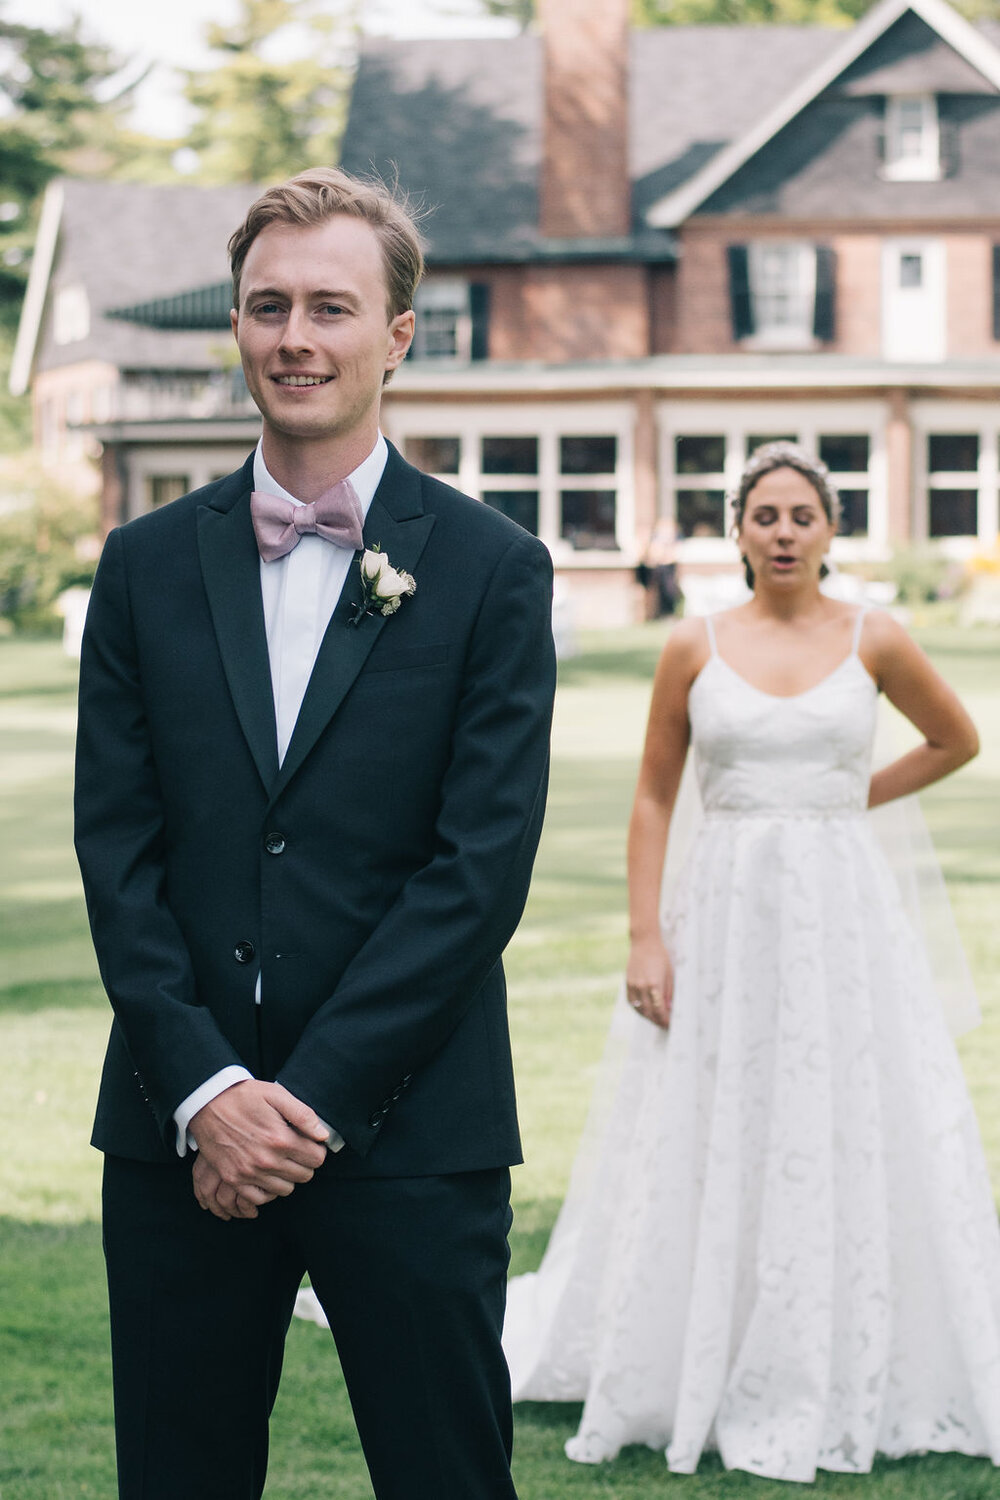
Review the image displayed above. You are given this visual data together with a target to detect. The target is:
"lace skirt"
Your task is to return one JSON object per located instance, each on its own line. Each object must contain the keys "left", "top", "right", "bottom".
{"left": 503, "top": 814, "right": 1000, "bottom": 1481}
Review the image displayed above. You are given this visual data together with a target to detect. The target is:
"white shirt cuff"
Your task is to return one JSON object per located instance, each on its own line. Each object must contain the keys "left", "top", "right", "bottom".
{"left": 174, "top": 1066, "right": 253, "bottom": 1156}
{"left": 173, "top": 1068, "right": 345, "bottom": 1156}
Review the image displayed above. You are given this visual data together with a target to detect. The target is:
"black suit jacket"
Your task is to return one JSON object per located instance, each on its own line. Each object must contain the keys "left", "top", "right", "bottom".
{"left": 75, "top": 443, "right": 556, "bottom": 1176}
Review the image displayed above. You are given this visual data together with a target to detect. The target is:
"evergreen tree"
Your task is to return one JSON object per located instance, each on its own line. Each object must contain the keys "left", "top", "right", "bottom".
{"left": 183, "top": 0, "right": 358, "bottom": 184}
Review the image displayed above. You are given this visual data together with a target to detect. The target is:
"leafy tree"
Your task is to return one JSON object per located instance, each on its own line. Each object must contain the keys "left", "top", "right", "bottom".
{"left": 0, "top": 9, "right": 126, "bottom": 318}
{"left": 183, "top": 0, "right": 359, "bottom": 183}
{"left": 474, "top": 0, "right": 535, "bottom": 28}
{"left": 632, "top": 0, "right": 868, "bottom": 21}
{"left": 0, "top": 7, "right": 175, "bottom": 449}
{"left": 467, "top": 0, "right": 1000, "bottom": 26}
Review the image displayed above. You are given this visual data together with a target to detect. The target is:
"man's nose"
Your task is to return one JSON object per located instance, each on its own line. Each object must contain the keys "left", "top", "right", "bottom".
{"left": 279, "top": 306, "right": 314, "bottom": 354}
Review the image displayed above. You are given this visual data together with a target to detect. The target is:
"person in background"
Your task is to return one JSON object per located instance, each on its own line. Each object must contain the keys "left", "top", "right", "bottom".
{"left": 504, "top": 442, "right": 1000, "bottom": 1481}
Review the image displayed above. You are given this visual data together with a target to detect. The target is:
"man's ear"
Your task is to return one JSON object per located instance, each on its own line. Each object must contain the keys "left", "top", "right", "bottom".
{"left": 230, "top": 308, "right": 239, "bottom": 342}
{"left": 385, "top": 310, "right": 415, "bottom": 373}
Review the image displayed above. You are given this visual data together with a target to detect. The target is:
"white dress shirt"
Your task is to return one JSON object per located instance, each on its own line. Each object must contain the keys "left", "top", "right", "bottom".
{"left": 173, "top": 434, "right": 387, "bottom": 1154}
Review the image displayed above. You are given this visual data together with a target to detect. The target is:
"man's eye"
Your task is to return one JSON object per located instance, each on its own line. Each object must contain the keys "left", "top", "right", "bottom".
{"left": 322, "top": 304, "right": 345, "bottom": 316}
{"left": 253, "top": 302, "right": 281, "bottom": 315}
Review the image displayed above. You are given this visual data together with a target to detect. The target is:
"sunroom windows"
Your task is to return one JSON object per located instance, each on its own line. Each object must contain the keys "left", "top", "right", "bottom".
{"left": 392, "top": 404, "right": 632, "bottom": 559}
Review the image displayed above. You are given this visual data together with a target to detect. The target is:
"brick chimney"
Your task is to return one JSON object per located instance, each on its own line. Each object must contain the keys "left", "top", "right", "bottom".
{"left": 538, "top": 0, "right": 631, "bottom": 240}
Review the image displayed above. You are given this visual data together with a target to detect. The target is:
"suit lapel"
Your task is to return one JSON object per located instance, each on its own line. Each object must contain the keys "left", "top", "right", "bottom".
{"left": 196, "top": 460, "right": 280, "bottom": 791}
{"left": 270, "top": 447, "right": 435, "bottom": 802}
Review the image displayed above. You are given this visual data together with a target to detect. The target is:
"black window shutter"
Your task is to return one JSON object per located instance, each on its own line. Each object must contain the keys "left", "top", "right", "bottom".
{"left": 993, "top": 246, "right": 1000, "bottom": 341}
{"left": 727, "top": 245, "right": 754, "bottom": 341}
{"left": 939, "top": 100, "right": 959, "bottom": 179}
{"left": 874, "top": 97, "right": 886, "bottom": 167}
{"left": 470, "top": 282, "right": 490, "bottom": 361}
{"left": 813, "top": 245, "right": 837, "bottom": 342}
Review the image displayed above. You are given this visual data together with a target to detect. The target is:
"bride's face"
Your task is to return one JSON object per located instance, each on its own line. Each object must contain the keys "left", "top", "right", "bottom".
{"left": 738, "top": 468, "right": 836, "bottom": 587}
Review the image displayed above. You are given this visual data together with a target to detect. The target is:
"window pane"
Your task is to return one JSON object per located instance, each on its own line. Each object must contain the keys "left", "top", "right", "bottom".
{"left": 481, "top": 436, "right": 538, "bottom": 475}
{"left": 676, "top": 489, "right": 725, "bottom": 539}
{"left": 560, "top": 489, "right": 617, "bottom": 550}
{"left": 482, "top": 490, "right": 539, "bottom": 535}
{"left": 750, "top": 246, "right": 812, "bottom": 334}
{"left": 928, "top": 434, "right": 978, "bottom": 472}
{"left": 746, "top": 433, "right": 796, "bottom": 457}
{"left": 837, "top": 489, "right": 869, "bottom": 537}
{"left": 559, "top": 435, "right": 616, "bottom": 475}
{"left": 929, "top": 489, "right": 977, "bottom": 537}
{"left": 900, "top": 254, "right": 923, "bottom": 289}
{"left": 405, "top": 436, "right": 460, "bottom": 474}
{"left": 148, "top": 475, "right": 189, "bottom": 508}
{"left": 420, "top": 308, "right": 460, "bottom": 359}
{"left": 675, "top": 435, "right": 725, "bottom": 474}
{"left": 819, "top": 434, "right": 869, "bottom": 473}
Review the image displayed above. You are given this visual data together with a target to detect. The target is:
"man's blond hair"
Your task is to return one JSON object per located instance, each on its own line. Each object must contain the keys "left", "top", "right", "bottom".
{"left": 228, "top": 167, "right": 424, "bottom": 317}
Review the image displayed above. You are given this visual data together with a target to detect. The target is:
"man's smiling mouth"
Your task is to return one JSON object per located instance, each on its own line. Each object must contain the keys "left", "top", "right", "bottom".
{"left": 273, "top": 375, "right": 333, "bottom": 386}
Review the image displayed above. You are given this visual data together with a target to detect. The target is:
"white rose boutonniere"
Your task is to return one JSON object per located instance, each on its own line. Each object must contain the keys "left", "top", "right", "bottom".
{"left": 350, "top": 545, "right": 417, "bottom": 627}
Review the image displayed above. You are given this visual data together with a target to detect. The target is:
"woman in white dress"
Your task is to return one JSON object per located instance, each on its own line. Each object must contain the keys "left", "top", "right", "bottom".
{"left": 503, "top": 443, "right": 1000, "bottom": 1482}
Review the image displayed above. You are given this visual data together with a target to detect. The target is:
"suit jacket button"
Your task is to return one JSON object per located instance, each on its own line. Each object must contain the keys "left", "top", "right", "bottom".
{"left": 234, "top": 940, "right": 256, "bottom": 964}
{"left": 368, "top": 1109, "right": 385, "bottom": 1128}
{"left": 264, "top": 832, "right": 286, "bottom": 855}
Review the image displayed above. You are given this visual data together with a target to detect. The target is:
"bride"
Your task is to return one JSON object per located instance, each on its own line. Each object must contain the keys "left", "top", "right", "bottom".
{"left": 503, "top": 442, "right": 1000, "bottom": 1481}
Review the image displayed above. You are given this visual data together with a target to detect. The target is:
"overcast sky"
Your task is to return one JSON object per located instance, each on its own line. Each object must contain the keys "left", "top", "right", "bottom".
{"left": 4, "top": 0, "right": 516, "bottom": 137}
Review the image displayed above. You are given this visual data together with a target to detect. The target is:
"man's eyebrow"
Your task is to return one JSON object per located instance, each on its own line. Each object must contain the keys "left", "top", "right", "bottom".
{"left": 243, "top": 285, "right": 361, "bottom": 305}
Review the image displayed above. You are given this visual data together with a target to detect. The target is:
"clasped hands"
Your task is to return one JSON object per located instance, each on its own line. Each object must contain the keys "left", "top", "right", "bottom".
{"left": 625, "top": 936, "right": 674, "bottom": 1030}
{"left": 190, "top": 1080, "right": 331, "bottom": 1222}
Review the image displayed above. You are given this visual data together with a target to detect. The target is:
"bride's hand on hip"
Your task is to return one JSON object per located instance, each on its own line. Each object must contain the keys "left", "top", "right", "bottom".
{"left": 626, "top": 938, "right": 674, "bottom": 1029}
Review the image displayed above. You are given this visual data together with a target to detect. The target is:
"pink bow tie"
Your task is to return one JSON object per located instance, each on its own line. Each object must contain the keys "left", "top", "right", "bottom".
{"left": 250, "top": 480, "right": 364, "bottom": 562}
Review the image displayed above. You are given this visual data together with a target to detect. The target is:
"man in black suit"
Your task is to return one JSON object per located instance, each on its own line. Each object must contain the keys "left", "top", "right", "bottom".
{"left": 74, "top": 167, "right": 556, "bottom": 1500}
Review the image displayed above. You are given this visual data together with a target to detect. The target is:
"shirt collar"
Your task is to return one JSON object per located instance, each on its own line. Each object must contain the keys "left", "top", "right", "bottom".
{"left": 252, "top": 433, "right": 388, "bottom": 518}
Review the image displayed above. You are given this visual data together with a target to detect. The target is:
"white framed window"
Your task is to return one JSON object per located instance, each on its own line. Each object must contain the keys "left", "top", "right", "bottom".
{"left": 52, "top": 284, "right": 90, "bottom": 345}
{"left": 910, "top": 402, "right": 999, "bottom": 554}
{"left": 386, "top": 401, "right": 634, "bottom": 562}
{"left": 410, "top": 280, "right": 472, "bottom": 363}
{"left": 747, "top": 244, "right": 817, "bottom": 348}
{"left": 883, "top": 94, "right": 940, "bottom": 182}
{"left": 657, "top": 401, "right": 889, "bottom": 567}
{"left": 129, "top": 447, "right": 254, "bottom": 521}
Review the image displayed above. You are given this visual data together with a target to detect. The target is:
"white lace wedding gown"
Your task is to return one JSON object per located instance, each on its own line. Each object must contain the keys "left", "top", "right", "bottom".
{"left": 503, "top": 612, "right": 1000, "bottom": 1482}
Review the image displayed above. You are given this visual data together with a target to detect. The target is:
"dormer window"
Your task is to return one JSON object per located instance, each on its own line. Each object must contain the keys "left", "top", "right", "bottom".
{"left": 52, "top": 284, "right": 90, "bottom": 345}
{"left": 883, "top": 94, "right": 940, "bottom": 182}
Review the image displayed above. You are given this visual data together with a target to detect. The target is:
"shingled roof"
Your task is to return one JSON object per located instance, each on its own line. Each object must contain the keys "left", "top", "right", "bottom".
{"left": 339, "top": 28, "right": 835, "bottom": 258}
{"left": 33, "top": 179, "right": 259, "bottom": 374}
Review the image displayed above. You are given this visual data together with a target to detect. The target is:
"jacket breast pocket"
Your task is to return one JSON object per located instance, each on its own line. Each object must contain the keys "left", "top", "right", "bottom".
{"left": 364, "top": 643, "right": 451, "bottom": 674}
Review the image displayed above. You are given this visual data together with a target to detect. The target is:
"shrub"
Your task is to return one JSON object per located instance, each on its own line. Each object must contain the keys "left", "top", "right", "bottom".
{"left": 0, "top": 461, "right": 99, "bottom": 634}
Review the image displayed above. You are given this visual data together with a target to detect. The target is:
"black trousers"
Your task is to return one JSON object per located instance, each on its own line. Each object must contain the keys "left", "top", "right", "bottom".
{"left": 102, "top": 1154, "right": 518, "bottom": 1500}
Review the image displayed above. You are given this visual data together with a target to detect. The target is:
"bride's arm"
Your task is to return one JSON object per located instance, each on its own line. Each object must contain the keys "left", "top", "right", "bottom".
{"left": 864, "top": 611, "right": 979, "bottom": 809}
{"left": 625, "top": 620, "right": 704, "bottom": 1027}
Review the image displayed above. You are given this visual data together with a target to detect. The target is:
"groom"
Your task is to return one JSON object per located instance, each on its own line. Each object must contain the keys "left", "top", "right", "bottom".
{"left": 74, "top": 167, "right": 556, "bottom": 1500}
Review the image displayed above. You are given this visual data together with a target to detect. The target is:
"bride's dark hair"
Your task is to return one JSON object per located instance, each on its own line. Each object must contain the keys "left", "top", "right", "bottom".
{"left": 731, "top": 442, "right": 841, "bottom": 589}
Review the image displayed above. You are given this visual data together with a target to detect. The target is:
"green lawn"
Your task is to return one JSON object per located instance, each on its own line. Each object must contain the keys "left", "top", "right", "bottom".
{"left": 2, "top": 627, "right": 999, "bottom": 1499}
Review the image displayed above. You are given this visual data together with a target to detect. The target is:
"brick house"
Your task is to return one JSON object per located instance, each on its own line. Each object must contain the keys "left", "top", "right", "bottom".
{"left": 10, "top": 0, "right": 1000, "bottom": 624}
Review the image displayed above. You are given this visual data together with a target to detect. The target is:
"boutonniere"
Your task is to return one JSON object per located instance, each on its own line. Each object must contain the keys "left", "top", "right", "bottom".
{"left": 350, "top": 545, "right": 416, "bottom": 627}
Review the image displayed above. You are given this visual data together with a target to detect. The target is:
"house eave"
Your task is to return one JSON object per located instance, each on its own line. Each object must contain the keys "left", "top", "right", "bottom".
{"left": 9, "top": 181, "right": 64, "bottom": 397}
{"left": 425, "top": 233, "right": 677, "bottom": 265}
{"left": 371, "top": 353, "right": 1000, "bottom": 395}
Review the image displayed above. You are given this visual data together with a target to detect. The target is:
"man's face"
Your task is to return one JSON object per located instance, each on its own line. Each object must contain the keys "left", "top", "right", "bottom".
{"left": 231, "top": 214, "right": 414, "bottom": 448}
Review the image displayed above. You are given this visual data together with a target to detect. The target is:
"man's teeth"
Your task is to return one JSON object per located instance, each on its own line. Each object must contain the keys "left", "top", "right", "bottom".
{"left": 276, "top": 375, "right": 330, "bottom": 385}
